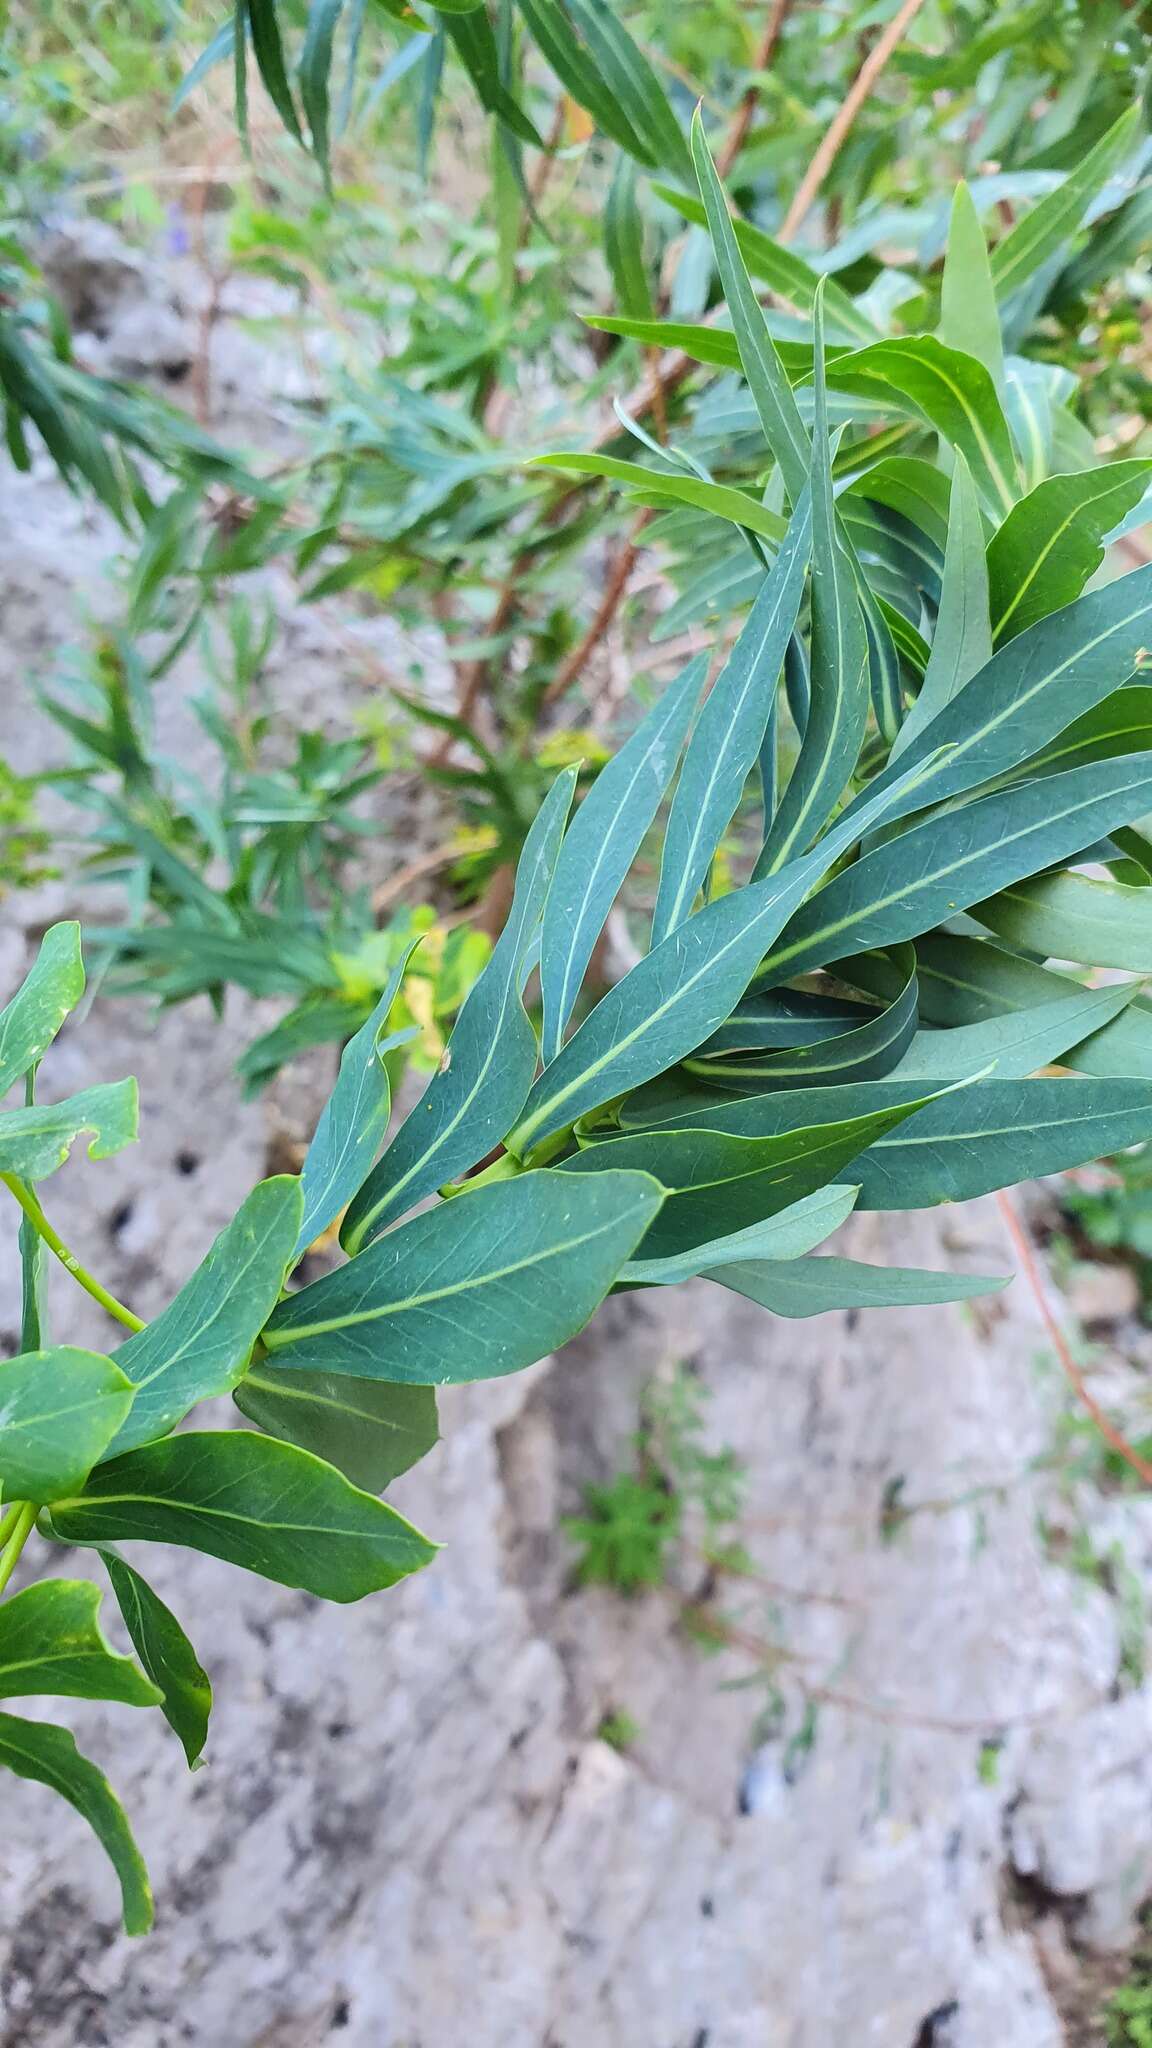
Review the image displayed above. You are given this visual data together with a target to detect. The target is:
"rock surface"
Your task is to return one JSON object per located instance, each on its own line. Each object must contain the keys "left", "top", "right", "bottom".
{"left": 2, "top": 226, "right": 1152, "bottom": 2048}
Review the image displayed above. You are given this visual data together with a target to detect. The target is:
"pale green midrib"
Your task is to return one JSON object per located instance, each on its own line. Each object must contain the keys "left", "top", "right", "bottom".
{"left": 0, "top": 1649, "right": 155, "bottom": 1686}
{"left": 764, "top": 486, "right": 855, "bottom": 874}
{"left": 54, "top": 1494, "right": 417, "bottom": 1542}
{"left": 763, "top": 769, "right": 1152, "bottom": 977}
{"left": 1025, "top": 706, "right": 1152, "bottom": 776}
{"left": 242, "top": 1368, "right": 411, "bottom": 1432}
{"left": 699, "top": 138, "right": 809, "bottom": 484}
{"left": 127, "top": 1219, "right": 292, "bottom": 1393}
{"left": 5, "top": 1389, "right": 124, "bottom": 1433}
{"left": 264, "top": 1200, "right": 651, "bottom": 1346}
{"left": 707, "top": 987, "right": 910, "bottom": 1078}
{"left": 872, "top": 1103, "right": 1152, "bottom": 1152}
{"left": 990, "top": 476, "right": 1141, "bottom": 642}
{"left": 840, "top": 349, "right": 1016, "bottom": 515}
{"left": 614, "top": 1116, "right": 899, "bottom": 1197}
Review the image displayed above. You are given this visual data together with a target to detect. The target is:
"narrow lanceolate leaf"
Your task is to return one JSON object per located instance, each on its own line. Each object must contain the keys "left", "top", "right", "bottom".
{"left": 0, "top": 1079, "right": 138, "bottom": 1182}
{"left": 990, "top": 105, "right": 1141, "bottom": 302}
{"left": 100, "top": 1553, "right": 212, "bottom": 1767}
{"left": 0, "top": 923, "right": 84, "bottom": 1096}
{"left": 514, "top": 0, "right": 651, "bottom": 162}
{"left": 0, "top": 1349, "right": 134, "bottom": 1501}
{"left": 541, "top": 656, "right": 704, "bottom": 1062}
{"left": 49, "top": 1433, "right": 436, "bottom": 1601}
{"left": 0, "top": 1714, "right": 152, "bottom": 1934}
{"left": 651, "top": 497, "right": 811, "bottom": 946}
{"left": 646, "top": 1077, "right": 1152, "bottom": 1210}
{"left": 891, "top": 454, "right": 990, "bottom": 760}
{"left": 972, "top": 871, "right": 1152, "bottom": 971}
{"left": 689, "top": 945, "right": 918, "bottom": 1090}
{"left": 939, "top": 182, "right": 1004, "bottom": 392}
{"left": 604, "top": 152, "right": 653, "bottom": 319}
{"left": 342, "top": 767, "right": 576, "bottom": 1251}
{"left": 299, "top": 0, "right": 345, "bottom": 175}
{"left": 443, "top": 8, "right": 543, "bottom": 147}
{"left": 622, "top": 1183, "right": 859, "bottom": 1284}
{"left": 508, "top": 757, "right": 951, "bottom": 1157}
{"left": 691, "top": 110, "right": 810, "bottom": 502}
{"left": 913, "top": 932, "right": 1152, "bottom": 1083}
{"left": 296, "top": 940, "right": 423, "bottom": 1252}
{"left": 235, "top": 1369, "right": 438, "bottom": 1495}
{"left": 824, "top": 337, "right": 1019, "bottom": 519}
{"left": 758, "top": 754, "right": 1152, "bottom": 983}
{"left": 758, "top": 299, "right": 867, "bottom": 875}
{"left": 717, "top": 1256, "right": 1008, "bottom": 1318}
{"left": 244, "top": 0, "right": 303, "bottom": 143}
{"left": 562, "top": 1089, "right": 930, "bottom": 1260}
{"left": 563, "top": 0, "right": 691, "bottom": 180}
{"left": 650, "top": 183, "right": 878, "bottom": 342}
{"left": 987, "top": 461, "right": 1152, "bottom": 644}
{"left": 1043, "top": 682, "right": 1152, "bottom": 784}
{"left": 266, "top": 1169, "right": 662, "bottom": 1382}
{"left": 534, "top": 454, "right": 788, "bottom": 546}
{"left": 891, "top": 981, "right": 1136, "bottom": 1080}
{"left": 844, "top": 563, "right": 1152, "bottom": 833}
{"left": 0, "top": 1582, "right": 160, "bottom": 1708}
{"left": 104, "top": 1176, "right": 303, "bottom": 1459}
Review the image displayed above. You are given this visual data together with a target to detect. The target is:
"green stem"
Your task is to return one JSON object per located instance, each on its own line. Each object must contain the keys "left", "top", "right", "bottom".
{"left": 0, "top": 1175, "right": 145, "bottom": 1335}
{"left": 0, "top": 1505, "right": 36, "bottom": 1595}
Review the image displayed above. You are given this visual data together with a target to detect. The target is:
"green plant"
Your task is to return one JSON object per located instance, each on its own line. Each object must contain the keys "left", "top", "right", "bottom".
{"left": 1107, "top": 1952, "right": 1152, "bottom": 2047}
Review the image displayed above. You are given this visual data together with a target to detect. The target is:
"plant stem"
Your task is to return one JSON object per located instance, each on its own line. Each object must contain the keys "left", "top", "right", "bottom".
{"left": 0, "top": 1505, "right": 36, "bottom": 1596}
{"left": 0, "top": 1175, "right": 145, "bottom": 1335}
{"left": 779, "top": 0, "right": 930, "bottom": 242}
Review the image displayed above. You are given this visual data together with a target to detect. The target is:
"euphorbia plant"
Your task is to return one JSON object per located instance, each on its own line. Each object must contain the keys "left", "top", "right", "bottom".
{"left": 9, "top": 120, "right": 1152, "bottom": 1932}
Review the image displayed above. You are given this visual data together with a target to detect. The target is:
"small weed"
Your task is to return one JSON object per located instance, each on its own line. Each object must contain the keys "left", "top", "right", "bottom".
{"left": 597, "top": 1709, "right": 641, "bottom": 1753}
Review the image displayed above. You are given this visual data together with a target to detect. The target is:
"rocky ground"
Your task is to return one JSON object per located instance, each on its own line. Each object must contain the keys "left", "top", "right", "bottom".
{"left": 2, "top": 227, "right": 1152, "bottom": 2048}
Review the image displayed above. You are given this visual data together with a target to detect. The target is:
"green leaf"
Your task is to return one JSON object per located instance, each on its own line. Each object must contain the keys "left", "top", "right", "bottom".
{"left": 652, "top": 493, "right": 811, "bottom": 944}
{"left": 173, "top": 15, "right": 237, "bottom": 111}
{"left": 586, "top": 315, "right": 745, "bottom": 371}
{"left": 621, "top": 1182, "right": 859, "bottom": 1284}
{"left": 49, "top": 1432, "right": 436, "bottom": 1599}
{"left": 892, "top": 980, "right": 1136, "bottom": 1080}
{"left": 296, "top": 941, "right": 423, "bottom": 1253}
{"left": 717, "top": 1256, "right": 1008, "bottom": 1318}
{"left": 100, "top": 1551, "right": 212, "bottom": 1766}
{"left": 1010, "top": 687, "right": 1152, "bottom": 779}
{"left": 562, "top": 0, "right": 691, "bottom": 180}
{"left": 235, "top": 1369, "right": 438, "bottom": 1493}
{"left": 846, "top": 456, "right": 952, "bottom": 551}
{"left": 443, "top": 8, "right": 543, "bottom": 146}
{"left": 540, "top": 656, "right": 704, "bottom": 1062}
{"left": 845, "top": 563, "right": 1152, "bottom": 832}
{"left": 0, "top": 1079, "right": 138, "bottom": 1182}
{"left": 244, "top": 0, "right": 303, "bottom": 143}
{"left": 824, "top": 337, "right": 1019, "bottom": 519}
{"left": 564, "top": 1086, "right": 930, "bottom": 1260}
{"left": 913, "top": 931, "right": 1152, "bottom": 1082}
{"left": 689, "top": 945, "right": 918, "bottom": 1090}
{"left": 103, "top": 1176, "right": 303, "bottom": 1459}
{"left": 267, "top": 1168, "right": 662, "bottom": 1381}
{"left": 514, "top": 0, "right": 651, "bottom": 162}
{"left": 0, "top": 1348, "right": 134, "bottom": 1501}
{"left": 758, "top": 294, "right": 867, "bottom": 873}
{"left": 891, "top": 453, "right": 990, "bottom": 761}
{"left": 604, "top": 152, "right": 653, "bottom": 319}
{"left": 508, "top": 757, "right": 953, "bottom": 1158}
{"left": 534, "top": 453, "right": 787, "bottom": 545}
{"left": 973, "top": 871, "right": 1152, "bottom": 970}
{"left": 0, "top": 1713, "right": 152, "bottom": 1934}
{"left": 987, "top": 462, "right": 1152, "bottom": 645}
{"left": 759, "top": 754, "right": 1152, "bottom": 984}
{"left": 0, "top": 924, "right": 85, "bottom": 1098}
{"left": 299, "top": 0, "right": 345, "bottom": 176}
{"left": 939, "top": 182, "right": 1004, "bottom": 392}
{"left": 0, "top": 1581, "right": 161, "bottom": 1707}
{"left": 691, "top": 110, "right": 809, "bottom": 501}
{"left": 650, "top": 183, "right": 878, "bottom": 343}
{"left": 990, "top": 106, "right": 1141, "bottom": 301}
{"left": 343, "top": 770, "right": 576, "bottom": 1250}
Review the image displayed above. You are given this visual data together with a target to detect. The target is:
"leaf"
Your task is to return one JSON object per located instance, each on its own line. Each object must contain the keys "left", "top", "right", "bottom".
{"left": 49, "top": 1433, "right": 436, "bottom": 1600}
{"left": 891, "top": 454, "right": 990, "bottom": 762}
{"left": 0, "top": 1348, "right": 134, "bottom": 1501}
{"left": 759, "top": 754, "right": 1152, "bottom": 984}
{"left": 586, "top": 315, "right": 745, "bottom": 371}
{"left": 508, "top": 757, "right": 954, "bottom": 1158}
{"left": 939, "top": 182, "right": 1004, "bottom": 392}
{"left": 987, "top": 462, "right": 1152, "bottom": 644}
{"left": 296, "top": 940, "right": 423, "bottom": 1252}
{"left": 717, "top": 1256, "right": 1008, "bottom": 1318}
{"left": 534, "top": 453, "right": 787, "bottom": 545}
{"left": 0, "top": 923, "right": 84, "bottom": 1098}
{"left": 650, "top": 183, "right": 878, "bottom": 343}
{"left": 972, "top": 871, "right": 1152, "bottom": 970}
{"left": 604, "top": 153, "right": 653, "bottom": 320}
{"left": 892, "top": 980, "right": 1136, "bottom": 1080}
{"left": 844, "top": 563, "right": 1152, "bottom": 833}
{"left": 824, "top": 337, "right": 1019, "bottom": 519}
{"left": 103, "top": 1176, "right": 303, "bottom": 1459}
{"left": 562, "top": 0, "right": 692, "bottom": 180}
{"left": 100, "top": 1552, "right": 212, "bottom": 1767}
{"left": 690, "top": 110, "right": 809, "bottom": 502}
{"left": 234, "top": 1369, "right": 438, "bottom": 1494}
{"left": 0, "top": 1079, "right": 138, "bottom": 1182}
{"left": 990, "top": 106, "right": 1141, "bottom": 301}
{"left": 563, "top": 1087, "right": 930, "bottom": 1260}
{"left": 443, "top": 8, "right": 543, "bottom": 147}
{"left": 0, "top": 1581, "right": 160, "bottom": 1707}
{"left": 300, "top": 0, "right": 345, "bottom": 177}
{"left": 514, "top": 0, "right": 651, "bottom": 162}
{"left": 244, "top": 0, "right": 303, "bottom": 143}
{"left": 651, "top": 493, "right": 811, "bottom": 945}
{"left": 266, "top": 1168, "right": 662, "bottom": 1381}
{"left": 621, "top": 1182, "right": 859, "bottom": 1284}
{"left": 1012, "top": 687, "right": 1152, "bottom": 780}
{"left": 342, "top": 767, "right": 575, "bottom": 1251}
{"left": 757, "top": 296, "right": 867, "bottom": 874}
{"left": 540, "top": 656, "right": 704, "bottom": 1062}
{"left": 173, "top": 15, "right": 237, "bottom": 111}
{"left": 0, "top": 1713, "right": 152, "bottom": 1934}
{"left": 690, "top": 945, "right": 918, "bottom": 1090}
{"left": 846, "top": 456, "right": 952, "bottom": 551}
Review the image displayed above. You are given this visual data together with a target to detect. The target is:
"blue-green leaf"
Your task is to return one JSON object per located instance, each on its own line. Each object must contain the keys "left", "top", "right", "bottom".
{"left": 892, "top": 452, "right": 990, "bottom": 760}
{"left": 0, "top": 924, "right": 85, "bottom": 1098}
{"left": 0, "top": 1079, "right": 138, "bottom": 1182}
{"left": 0, "top": 1348, "right": 134, "bottom": 1501}
{"left": 100, "top": 1552, "right": 212, "bottom": 1767}
{"left": 0, "top": 1714, "right": 152, "bottom": 1933}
